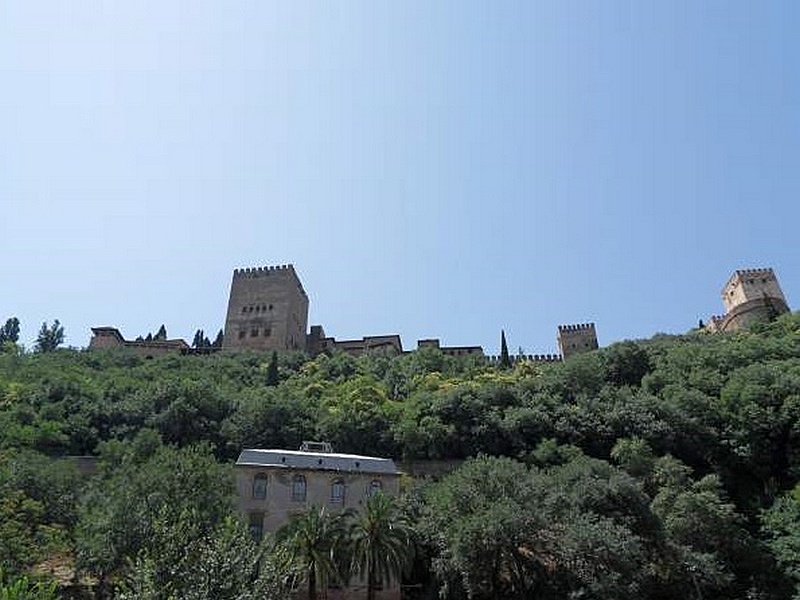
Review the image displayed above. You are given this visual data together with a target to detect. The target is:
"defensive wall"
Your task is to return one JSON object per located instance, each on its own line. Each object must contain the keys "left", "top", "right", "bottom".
{"left": 89, "top": 264, "right": 790, "bottom": 362}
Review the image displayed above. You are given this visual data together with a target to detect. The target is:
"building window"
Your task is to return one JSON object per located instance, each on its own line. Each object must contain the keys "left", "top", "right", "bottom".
{"left": 331, "top": 479, "right": 345, "bottom": 504}
{"left": 238, "top": 330, "right": 246, "bottom": 340}
{"left": 292, "top": 474, "right": 307, "bottom": 502}
{"left": 368, "top": 480, "right": 382, "bottom": 497}
{"left": 264, "top": 327, "right": 272, "bottom": 337}
{"left": 251, "top": 328, "right": 259, "bottom": 337}
{"left": 248, "top": 512, "right": 264, "bottom": 541}
{"left": 252, "top": 474, "right": 267, "bottom": 500}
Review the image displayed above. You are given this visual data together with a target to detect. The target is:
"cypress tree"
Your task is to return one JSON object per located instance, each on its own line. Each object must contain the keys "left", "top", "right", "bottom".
{"left": 500, "top": 330, "right": 511, "bottom": 369}
{"left": 212, "top": 330, "right": 224, "bottom": 348}
{"left": 266, "top": 351, "right": 279, "bottom": 386}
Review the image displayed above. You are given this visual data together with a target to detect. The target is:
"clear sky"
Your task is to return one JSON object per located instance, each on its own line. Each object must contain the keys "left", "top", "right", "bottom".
{"left": 2, "top": 2, "right": 799, "bottom": 354}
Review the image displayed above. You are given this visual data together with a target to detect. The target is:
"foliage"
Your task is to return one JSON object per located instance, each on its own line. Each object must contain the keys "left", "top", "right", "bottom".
{"left": 0, "top": 312, "right": 800, "bottom": 597}
{"left": 499, "top": 330, "right": 511, "bottom": 369}
{"left": 75, "top": 440, "right": 236, "bottom": 586}
{"left": 266, "top": 351, "right": 280, "bottom": 386}
{"left": 0, "top": 451, "right": 79, "bottom": 578}
{"left": 0, "top": 569, "right": 57, "bottom": 600}
{"left": 33, "top": 321, "right": 63, "bottom": 353}
{"left": 0, "top": 318, "right": 20, "bottom": 345}
{"left": 345, "top": 492, "right": 414, "bottom": 600}
{"left": 117, "top": 517, "right": 291, "bottom": 600}
{"left": 275, "top": 507, "right": 348, "bottom": 600}
{"left": 763, "top": 485, "right": 800, "bottom": 598}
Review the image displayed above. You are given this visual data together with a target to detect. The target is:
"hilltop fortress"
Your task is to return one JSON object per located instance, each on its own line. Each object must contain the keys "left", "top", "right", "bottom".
{"left": 216, "top": 265, "right": 597, "bottom": 362}
{"left": 219, "top": 264, "right": 596, "bottom": 361}
{"left": 90, "top": 265, "right": 790, "bottom": 360}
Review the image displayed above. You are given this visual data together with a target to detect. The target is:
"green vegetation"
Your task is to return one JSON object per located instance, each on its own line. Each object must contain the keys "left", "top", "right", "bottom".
{"left": 2, "top": 312, "right": 800, "bottom": 597}
{"left": 33, "top": 321, "right": 64, "bottom": 354}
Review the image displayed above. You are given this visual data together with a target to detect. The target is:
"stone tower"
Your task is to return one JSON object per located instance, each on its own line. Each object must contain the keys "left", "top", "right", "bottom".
{"left": 708, "top": 268, "right": 789, "bottom": 332}
{"left": 557, "top": 323, "right": 598, "bottom": 360}
{"left": 223, "top": 265, "right": 309, "bottom": 352}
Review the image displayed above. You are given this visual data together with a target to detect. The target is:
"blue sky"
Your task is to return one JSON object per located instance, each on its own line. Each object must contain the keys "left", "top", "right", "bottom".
{"left": 2, "top": 2, "right": 799, "bottom": 354}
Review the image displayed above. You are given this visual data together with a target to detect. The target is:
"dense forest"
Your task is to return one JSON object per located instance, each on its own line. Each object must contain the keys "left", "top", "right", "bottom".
{"left": 3, "top": 313, "right": 800, "bottom": 599}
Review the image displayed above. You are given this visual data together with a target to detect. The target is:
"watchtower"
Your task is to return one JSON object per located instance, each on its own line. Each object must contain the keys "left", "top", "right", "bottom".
{"left": 710, "top": 268, "right": 790, "bottom": 332}
{"left": 557, "top": 323, "right": 598, "bottom": 360}
{"left": 722, "top": 268, "right": 788, "bottom": 313}
{"left": 223, "top": 265, "right": 309, "bottom": 352}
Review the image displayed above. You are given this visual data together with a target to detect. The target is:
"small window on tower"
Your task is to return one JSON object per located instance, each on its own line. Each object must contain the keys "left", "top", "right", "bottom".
{"left": 264, "top": 328, "right": 272, "bottom": 337}
{"left": 251, "top": 328, "right": 259, "bottom": 337}
{"left": 238, "top": 330, "right": 246, "bottom": 340}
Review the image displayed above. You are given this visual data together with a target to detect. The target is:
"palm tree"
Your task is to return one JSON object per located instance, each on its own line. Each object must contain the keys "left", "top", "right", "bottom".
{"left": 276, "top": 507, "right": 347, "bottom": 600}
{"left": 345, "top": 492, "right": 413, "bottom": 600}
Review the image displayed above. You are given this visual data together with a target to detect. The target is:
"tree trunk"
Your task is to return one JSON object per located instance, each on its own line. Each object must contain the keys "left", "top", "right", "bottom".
{"left": 367, "top": 555, "right": 376, "bottom": 600}
{"left": 309, "top": 567, "right": 317, "bottom": 600}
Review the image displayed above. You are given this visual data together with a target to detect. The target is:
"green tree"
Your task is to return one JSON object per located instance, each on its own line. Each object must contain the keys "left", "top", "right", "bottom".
{"left": 348, "top": 491, "right": 413, "bottom": 600}
{"left": 762, "top": 485, "right": 800, "bottom": 598}
{"left": 266, "top": 351, "right": 280, "bottom": 386}
{"left": 603, "top": 341, "right": 651, "bottom": 387}
{"left": 421, "top": 454, "right": 664, "bottom": 599}
{"left": 276, "top": 507, "right": 347, "bottom": 600}
{"left": 75, "top": 442, "right": 235, "bottom": 590}
{"left": 212, "top": 329, "right": 224, "bottom": 348}
{"left": 118, "top": 517, "right": 291, "bottom": 600}
{"left": 345, "top": 492, "right": 413, "bottom": 600}
{"left": 0, "top": 317, "right": 20, "bottom": 344}
{"left": 0, "top": 569, "right": 57, "bottom": 600}
{"left": 499, "top": 330, "right": 511, "bottom": 369}
{"left": 33, "top": 321, "right": 63, "bottom": 353}
{"left": 192, "top": 329, "right": 206, "bottom": 348}
{"left": 153, "top": 325, "right": 167, "bottom": 341}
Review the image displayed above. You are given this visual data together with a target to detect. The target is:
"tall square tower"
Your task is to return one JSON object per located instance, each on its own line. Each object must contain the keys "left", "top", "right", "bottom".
{"left": 223, "top": 265, "right": 309, "bottom": 352}
{"left": 557, "top": 323, "right": 599, "bottom": 360}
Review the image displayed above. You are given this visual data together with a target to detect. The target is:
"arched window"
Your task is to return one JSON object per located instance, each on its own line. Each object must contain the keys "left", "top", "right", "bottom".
{"left": 331, "top": 479, "right": 345, "bottom": 504}
{"left": 252, "top": 474, "right": 267, "bottom": 500}
{"left": 291, "top": 474, "right": 307, "bottom": 502}
{"left": 368, "top": 479, "right": 382, "bottom": 497}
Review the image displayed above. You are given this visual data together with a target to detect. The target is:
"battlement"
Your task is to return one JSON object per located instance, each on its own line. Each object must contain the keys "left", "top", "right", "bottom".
{"left": 232, "top": 264, "right": 306, "bottom": 295}
{"left": 487, "top": 354, "right": 562, "bottom": 364}
{"left": 233, "top": 264, "right": 294, "bottom": 277}
{"left": 557, "top": 323, "right": 596, "bottom": 332}
{"left": 733, "top": 267, "right": 775, "bottom": 278}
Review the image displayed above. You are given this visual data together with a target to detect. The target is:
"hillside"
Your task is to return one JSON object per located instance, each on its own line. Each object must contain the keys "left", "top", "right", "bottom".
{"left": 3, "top": 313, "right": 800, "bottom": 598}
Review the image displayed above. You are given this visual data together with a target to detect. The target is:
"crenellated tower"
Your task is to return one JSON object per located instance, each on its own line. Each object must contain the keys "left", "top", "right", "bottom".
{"left": 557, "top": 323, "right": 598, "bottom": 360}
{"left": 708, "top": 268, "right": 789, "bottom": 332}
{"left": 222, "top": 265, "right": 309, "bottom": 352}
